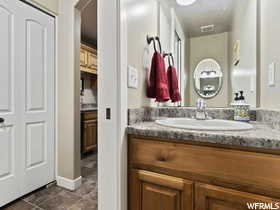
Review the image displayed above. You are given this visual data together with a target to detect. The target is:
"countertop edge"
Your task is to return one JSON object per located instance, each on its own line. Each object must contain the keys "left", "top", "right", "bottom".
{"left": 126, "top": 123, "right": 280, "bottom": 151}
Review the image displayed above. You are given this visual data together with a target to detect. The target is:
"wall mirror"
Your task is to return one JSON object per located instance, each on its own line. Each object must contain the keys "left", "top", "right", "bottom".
{"left": 154, "top": 0, "right": 257, "bottom": 107}
{"left": 194, "top": 58, "right": 223, "bottom": 99}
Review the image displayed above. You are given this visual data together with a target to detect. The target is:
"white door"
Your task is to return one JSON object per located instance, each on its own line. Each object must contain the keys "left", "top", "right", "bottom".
{"left": 0, "top": 0, "right": 55, "bottom": 206}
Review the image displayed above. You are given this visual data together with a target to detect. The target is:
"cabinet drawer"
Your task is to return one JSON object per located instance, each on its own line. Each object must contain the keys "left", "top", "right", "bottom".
{"left": 83, "top": 111, "right": 97, "bottom": 120}
{"left": 129, "top": 137, "right": 280, "bottom": 198}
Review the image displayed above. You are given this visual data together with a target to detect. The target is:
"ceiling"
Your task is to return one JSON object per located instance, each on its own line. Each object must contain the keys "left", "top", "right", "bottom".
{"left": 81, "top": 0, "right": 234, "bottom": 41}
{"left": 170, "top": 0, "right": 235, "bottom": 37}
{"left": 81, "top": 0, "right": 97, "bottom": 45}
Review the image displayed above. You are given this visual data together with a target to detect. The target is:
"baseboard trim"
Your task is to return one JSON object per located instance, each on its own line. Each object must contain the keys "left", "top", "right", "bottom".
{"left": 56, "top": 176, "right": 82, "bottom": 191}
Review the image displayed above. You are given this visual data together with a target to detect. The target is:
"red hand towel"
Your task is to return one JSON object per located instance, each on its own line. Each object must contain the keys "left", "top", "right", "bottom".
{"left": 167, "top": 65, "right": 182, "bottom": 102}
{"left": 147, "top": 52, "right": 170, "bottom": 102}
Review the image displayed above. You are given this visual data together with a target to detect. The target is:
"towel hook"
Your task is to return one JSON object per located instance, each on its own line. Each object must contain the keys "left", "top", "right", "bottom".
{"left": 147, "top": 35, "right": 162, "bottom": 54}
{"left": 146, "top": 35, "right": 156, "bottom": 52}
{"left": 163, "top": 53, "right": 174, "bottom": 66}
{"left": 155, "top": 36, "right": 162, "bottom": 54}
{"left": 169, "top": 53, "right": 174, "bottom": 66}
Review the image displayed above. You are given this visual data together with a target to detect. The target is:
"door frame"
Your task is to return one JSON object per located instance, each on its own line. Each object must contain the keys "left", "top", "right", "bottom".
{"left": 97, "top": 0, "right": 128, "bottom": 209}
{"left": 76, "top": 0, "right": 128, "bottom": 210}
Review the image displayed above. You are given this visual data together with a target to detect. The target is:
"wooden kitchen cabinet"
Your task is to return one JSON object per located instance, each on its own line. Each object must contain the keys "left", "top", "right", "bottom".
{"left": 80, "top": 48, "right": 88, "bottom": 67}
{"left": 128, "top": 136, "right": 280, "bottom": 210}
{"left": 80, "top": 43, "right": 97, "bottom": 75}
{"left": 129, "top": 170, "right": 193, "bottom": 210}
{"left": 81, "top": 111, "right": 97, "bottom": 154}
{"left": 87, "top": 51, "right": 97, "bottom": 70}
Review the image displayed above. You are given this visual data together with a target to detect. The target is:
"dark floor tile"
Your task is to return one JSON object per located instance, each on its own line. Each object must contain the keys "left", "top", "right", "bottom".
{"left": 82, "top": 161, "right": 96, "bottom": 169}
{"left": 73, "top": 180, "right": 97, "bottom": 197}
{"left": 83, "top": 191, "right": 97, "bottom": 201}
{"left": 81, "top": 155, "right": 97, "bottom": 169}
{"left": 81, "top": 167, "right": 96, "bottom": 179}
{"left": 23, "top": 185, "right": 63, "bottom": 206}
{"left": 38, "top": 190, "right": 81, "bottom": 210}
{"left": 68, "top": 198, "right": 97, "bottom": 210}
{"left": 3, "top": 200, "right": 35, "bottom": 210}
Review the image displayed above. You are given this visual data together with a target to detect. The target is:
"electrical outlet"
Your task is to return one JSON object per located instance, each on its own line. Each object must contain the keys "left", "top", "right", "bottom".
{"left": 127, "top": 66, "right": 138, "bottom": 89}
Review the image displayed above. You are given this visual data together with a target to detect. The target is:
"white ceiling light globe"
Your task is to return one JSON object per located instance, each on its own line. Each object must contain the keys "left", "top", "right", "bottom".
{"left": 176, "top": 0, "right": 197, "bottom": 6}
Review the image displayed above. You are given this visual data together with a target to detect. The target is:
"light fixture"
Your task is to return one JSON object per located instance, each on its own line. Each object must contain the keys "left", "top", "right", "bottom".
{"left": 176, "top": 0, "right": 197, "bottom": 6}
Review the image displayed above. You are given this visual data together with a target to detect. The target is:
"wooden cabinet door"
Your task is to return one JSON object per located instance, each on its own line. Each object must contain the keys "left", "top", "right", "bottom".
{"left": 129, "top": 170, "right": 193, "bottom": 210}
{"left": 142, "top": 183, "right": 181, "bottom": 210}
{"left": 87, "top": 51, "right": 97, "bottom": 70}
{"left": 195, "top": 183, "right": 279, "bottom": 210}
{"left": 80, "top": 48, "right": 88, "bottom": 67}
{"left": 82, "top": 119, "right": 97, "bottom": 153}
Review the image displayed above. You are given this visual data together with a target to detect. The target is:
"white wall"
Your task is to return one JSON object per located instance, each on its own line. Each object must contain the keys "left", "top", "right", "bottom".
{"left": 189, "top": 33, "right": 229, "bottom": 107}
{"left": 229, "top": 0, "right": 257, "bottom": 107}
{"left": 260, "top": 0, "right": 280, "bottom": 109}
{"left": 26, "top": 0, "right": 59, "bottom": 14}
{"left": 126, "top": 0, "right": 158, "bottom": 108}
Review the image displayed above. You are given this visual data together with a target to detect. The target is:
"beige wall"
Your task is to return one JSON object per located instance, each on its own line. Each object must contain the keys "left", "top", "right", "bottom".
{"left": 57, "top": 0, "right": 81, "bottom": 180}
{"left": 26, "top": 0, "right": 59, "bottom": 14}
{"left": 126, "top": 0, "right": 158, "bottom": 108}
{"left": 228, "top": 0, "right": 257, "bottom": 107}
{"left": 188, "top": 33, "right": 229, "bottom": 107}
{"left": 260, "top": 0, "right": 280, "bottom": 110}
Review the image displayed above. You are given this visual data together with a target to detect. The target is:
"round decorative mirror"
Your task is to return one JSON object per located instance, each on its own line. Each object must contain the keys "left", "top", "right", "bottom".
{"left": 193, "top": 58, "right": 223, "bottom": 99}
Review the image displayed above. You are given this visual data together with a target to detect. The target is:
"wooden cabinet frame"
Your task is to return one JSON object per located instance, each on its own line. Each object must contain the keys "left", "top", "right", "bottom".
{"left": 129, "top": 169, "right": 193, "bottom": 210}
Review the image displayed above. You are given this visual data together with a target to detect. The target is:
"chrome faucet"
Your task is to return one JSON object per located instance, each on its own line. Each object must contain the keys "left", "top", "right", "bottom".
{"left": 195, "top": 99, "right": 208, "bottom": 120}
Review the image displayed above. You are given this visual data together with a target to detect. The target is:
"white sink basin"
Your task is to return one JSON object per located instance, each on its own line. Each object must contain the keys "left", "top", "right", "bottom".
{"left": 155, "top": 118, "right": 253, "bottom": 131}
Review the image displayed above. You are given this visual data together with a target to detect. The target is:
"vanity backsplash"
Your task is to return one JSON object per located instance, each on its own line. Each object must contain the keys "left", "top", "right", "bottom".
{"left": 257, "top": 109, "right": 280, "bottom": 130}
{"left": 128, "top": 107, "right": 280, "bottom": 129}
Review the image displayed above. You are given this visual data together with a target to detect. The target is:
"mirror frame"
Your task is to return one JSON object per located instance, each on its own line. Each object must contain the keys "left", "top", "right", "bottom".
{"left": 193, "top": 58, "right": 223, "bottom": 99}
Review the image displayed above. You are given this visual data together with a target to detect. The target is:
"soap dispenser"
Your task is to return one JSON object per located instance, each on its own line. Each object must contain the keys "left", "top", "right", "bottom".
{"left": 231, "top": 91, "right": 250, "bottom": 122}
{"left": 234, "top": 92, "right": 240, "bottom": 104}
{"left": 239, "top": 91, "right": 245, "bottom": 103}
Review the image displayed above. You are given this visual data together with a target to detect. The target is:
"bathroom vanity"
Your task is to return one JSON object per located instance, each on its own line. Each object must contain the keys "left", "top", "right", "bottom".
{"left": 127, "top": 108, "right": 280, "bottom": 210}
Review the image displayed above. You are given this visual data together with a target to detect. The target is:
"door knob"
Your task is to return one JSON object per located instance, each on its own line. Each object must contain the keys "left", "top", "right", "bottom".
{"left": 0, "top": 118, "right": 4, "bottom": 123}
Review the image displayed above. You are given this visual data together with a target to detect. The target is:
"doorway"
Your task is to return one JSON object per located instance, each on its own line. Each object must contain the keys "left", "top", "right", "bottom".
{"left": 79, "top": 0, "right": 98, "bottom": 208}
{"left": 74, "top": 0, "right": 128, "bottom": 209}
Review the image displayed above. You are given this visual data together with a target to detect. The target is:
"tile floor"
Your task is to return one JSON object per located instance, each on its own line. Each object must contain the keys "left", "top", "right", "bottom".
{"left": 3, "top": 154, "right": 98, "bottom": 210}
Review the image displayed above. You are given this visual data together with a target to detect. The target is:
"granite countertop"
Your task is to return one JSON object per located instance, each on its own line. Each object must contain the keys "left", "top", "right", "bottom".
{"left": 127, "top": 121, "right": 280, "bottom": 150}
{"left": 80, "top": 104, "right": 97, "bottom": 112}
{"left": 81, "top": 107, "right": 98, "bottom": 112}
